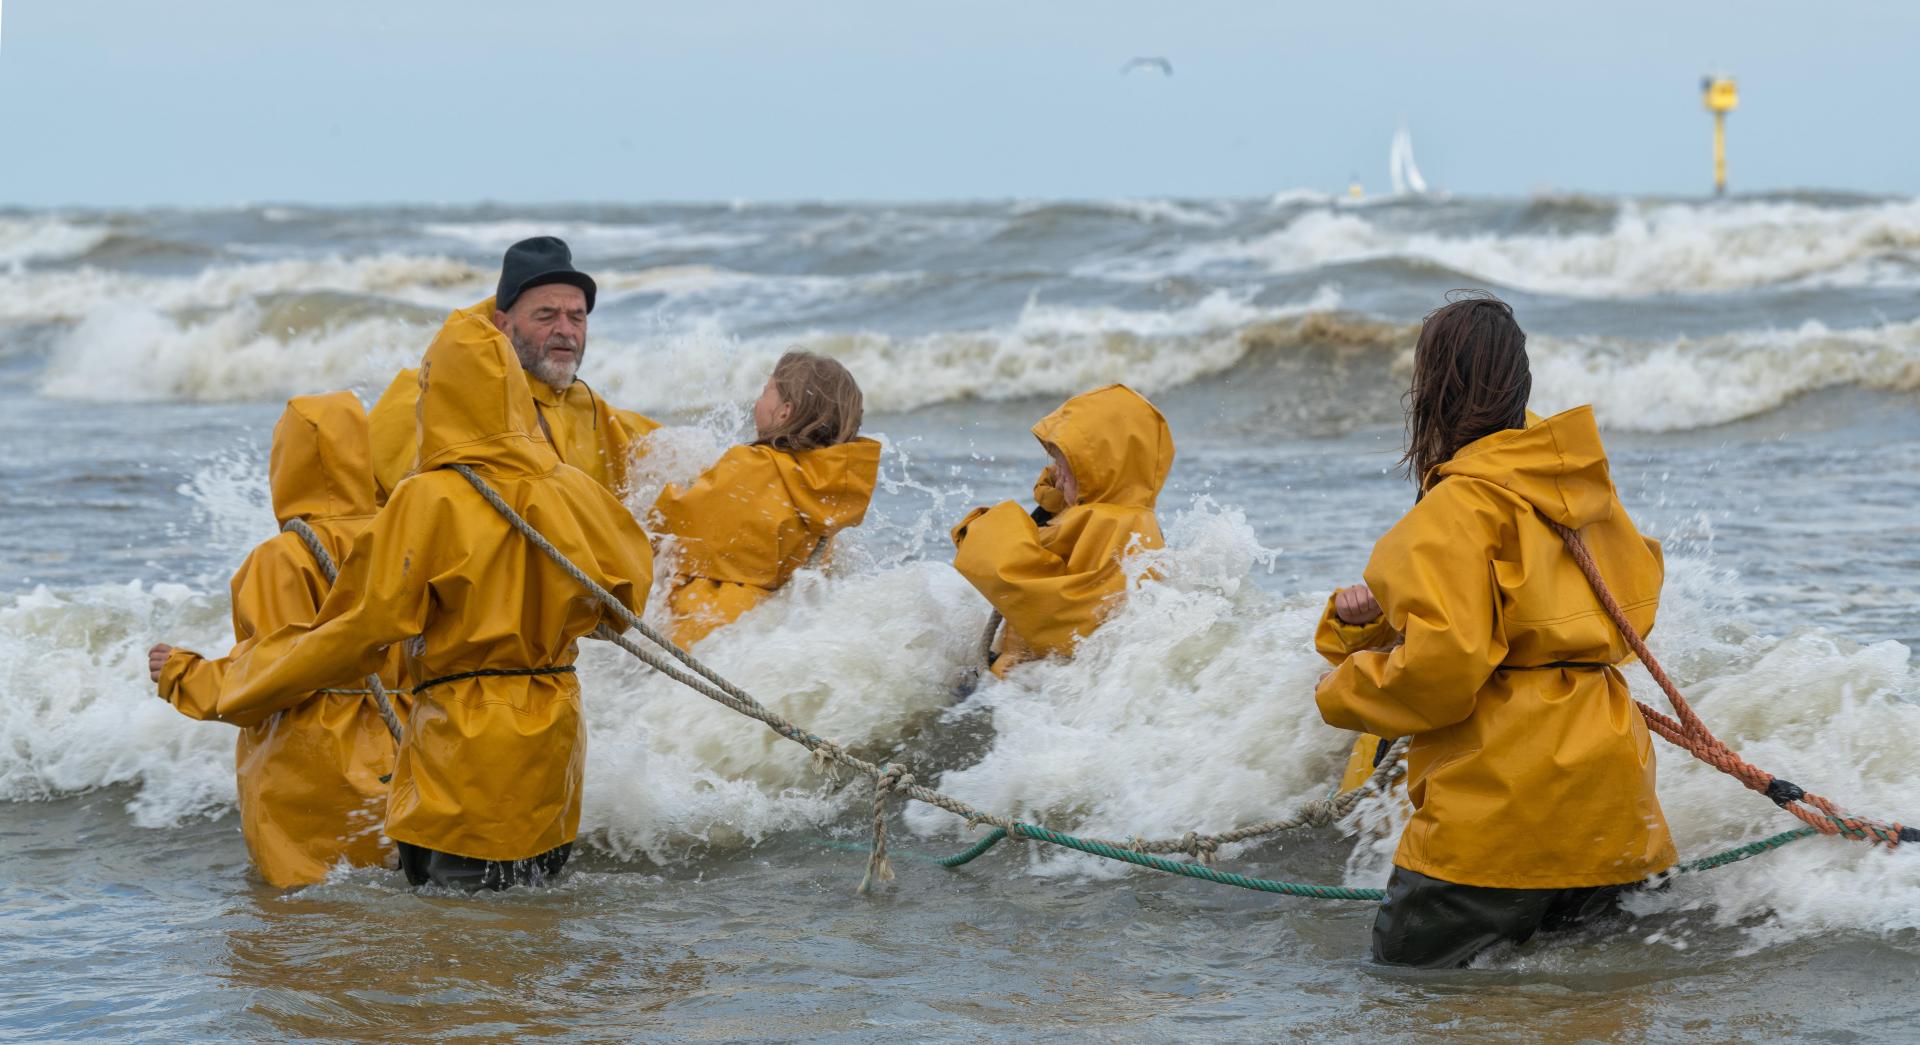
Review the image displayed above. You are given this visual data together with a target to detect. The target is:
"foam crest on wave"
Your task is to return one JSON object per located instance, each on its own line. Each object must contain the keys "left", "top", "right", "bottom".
{"left": 585, "top": 286, "right": 1342, "bottom": 415}
{"left": 422, "top": 219, "right": 763, "bottom": 254}
{"left": 0, "top": 216, "right": 114, "bottom": 266}
{"left": 1532, "top": 317, "right": 1920, "bottom": 431}
{"left": 1101, "top": 197, "right": 1920, "bottom": 297}
{"left": 33, "top": 282, "right": 1341, "bottom": 408}
{"left": 0, "top": 252, "right": 489, "bottom": 323}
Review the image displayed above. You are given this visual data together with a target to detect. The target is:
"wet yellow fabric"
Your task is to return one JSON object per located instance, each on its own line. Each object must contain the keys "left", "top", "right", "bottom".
{"left": 158, "top": 392, "right": 411, "bottom": 888}
{"left": 1314, "top": 406, "right": 1675, "bottom": 889}
{"left": 1314, "top": 594, "right": 1401, "bottom": 793}
{"left": 653, "top": 439, "right": 882, "bottom": 646}
{"left": 208, "top": 308, "right": 655, "bottom": 863}
{"left": 369, "top": 297, "right": 660, "bottom": 503}
{"left": 952, "top": 384, "right": 1174, "bottom": 673}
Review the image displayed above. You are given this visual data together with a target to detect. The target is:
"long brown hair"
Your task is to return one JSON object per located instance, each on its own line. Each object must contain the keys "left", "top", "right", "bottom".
{"left": 1401, "top": 291, "right": 1531, "bottom": 494}
{"left": 755, "top": 350, "right": 865, "bottom": 452}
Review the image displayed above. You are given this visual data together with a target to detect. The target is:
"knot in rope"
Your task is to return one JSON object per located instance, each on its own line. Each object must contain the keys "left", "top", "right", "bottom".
{"left": 859, "top": 763, "right": 915, "bottom": 895}
{"left": 1178, "top": 831, "right": 1220, "bottom": 866}
{"left": 876, "top": 763, "right": 915, "bottom": 795}
{"left": 1296, "top": 797, "right": 1341, "bottom": 829}
{"left": 808, "top": 742, "right": 847, "bottom": 784}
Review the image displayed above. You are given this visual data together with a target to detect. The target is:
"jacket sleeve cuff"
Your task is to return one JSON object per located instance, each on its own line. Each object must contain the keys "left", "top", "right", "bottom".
{"left": 158, "top": 648, "right": 214, "bottom": 720}
{"left": 1313, "top": 593, "right": 1397, "bottom": 663}
{"left": 949, "top": 505, "right": 996, "bottom": 546}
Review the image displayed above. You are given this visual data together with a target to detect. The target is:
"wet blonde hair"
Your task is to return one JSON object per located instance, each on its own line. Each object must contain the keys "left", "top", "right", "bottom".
{"left": 755, "top": 351, "right": 865, "bottom": 452}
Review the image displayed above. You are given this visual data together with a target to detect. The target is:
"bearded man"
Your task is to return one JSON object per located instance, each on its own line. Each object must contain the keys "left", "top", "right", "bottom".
{"left": 368, "top": 236, "right": 659, "bottom": 502}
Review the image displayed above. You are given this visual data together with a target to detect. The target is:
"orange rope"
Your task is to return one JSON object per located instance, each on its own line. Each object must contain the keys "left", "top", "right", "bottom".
{"left": 1549, "top": 521, "right": 1906, "bottom": 847}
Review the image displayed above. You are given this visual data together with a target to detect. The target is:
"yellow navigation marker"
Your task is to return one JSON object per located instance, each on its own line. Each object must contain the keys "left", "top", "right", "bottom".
{"left": 1702, "top": 75, "right": 1739, "bottom": 196}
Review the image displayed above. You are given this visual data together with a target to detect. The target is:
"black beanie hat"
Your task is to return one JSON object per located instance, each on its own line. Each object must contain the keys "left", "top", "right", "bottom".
{"left": 496, "top": 236, "right": 597, "bottom": 313}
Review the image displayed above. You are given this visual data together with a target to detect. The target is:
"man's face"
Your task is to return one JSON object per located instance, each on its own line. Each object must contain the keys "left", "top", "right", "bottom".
{"left": 495, "top": 283, "right": 588, "bottom": 391}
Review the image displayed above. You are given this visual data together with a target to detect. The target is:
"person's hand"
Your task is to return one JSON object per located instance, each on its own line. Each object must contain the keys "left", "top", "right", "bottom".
{"left": 147, "top": 643, "right": 174, "bottom": 684}
{"left": 1333, "top": 584, "right": 1381, "bottom": 626}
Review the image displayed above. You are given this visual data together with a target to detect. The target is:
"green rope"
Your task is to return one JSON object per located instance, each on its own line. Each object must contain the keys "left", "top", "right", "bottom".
{"left": 914, "top": 823, "right": 1824, "bottom": 901}
{"left": 937, "top": 828, "right": 1010, "bottom": 868}
{"left": 1672, "top": 827, "right": 1818, "bottom": 873}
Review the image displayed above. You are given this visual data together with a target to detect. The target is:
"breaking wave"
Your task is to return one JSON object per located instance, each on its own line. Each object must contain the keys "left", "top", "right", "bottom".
{"left": 1090, "top": 196, "right": 1920, "bottom": 297}
{"left": 35, "top": 280, "right": 1918, "bottom": 436}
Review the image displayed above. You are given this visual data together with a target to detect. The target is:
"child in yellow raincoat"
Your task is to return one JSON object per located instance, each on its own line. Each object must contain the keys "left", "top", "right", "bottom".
{"left": 652, "top": 351, "right": 880, "bottom": 647}
{"left": 1314, "top": 293, "right": 1674, "bottom": 967}
{"left": 164, "top": 305, "right": 655, "bottom": 892}
{"left": 147, "top": 392, "right": 410, "bottom": 888}
{"left": 951, "top": 384, "right": 1174, "bottom": 675}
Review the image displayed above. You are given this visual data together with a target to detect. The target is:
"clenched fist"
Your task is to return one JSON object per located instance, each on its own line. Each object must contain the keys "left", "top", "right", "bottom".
{"left": 147, "top": 643, "right": 174, "bottom": 684}
{"left": 1333, "top": 584, "right": 1381, "bottom": 626}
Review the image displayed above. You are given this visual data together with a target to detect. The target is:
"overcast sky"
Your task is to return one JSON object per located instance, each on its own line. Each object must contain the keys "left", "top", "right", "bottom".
{"left": 3, "top": 1, "right": 1915, "bottom": 206}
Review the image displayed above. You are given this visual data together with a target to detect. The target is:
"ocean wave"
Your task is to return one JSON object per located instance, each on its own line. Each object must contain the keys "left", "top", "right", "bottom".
{"left": 422, "top": 219, "right": 763, "bottom": 255}
{"left": 0, "top": 217, "right": 113, "bottom": 266}
{"left": 34, "top": 281, "right": 1920, "bottom": 437}
{"left": 1089, "top": 197, "right": 1920, "bottom": 297}
{"left": 33, "top": 286, "right": 1342, "bottom": 409}
{"left": 1531, "top": 318, "right": 1920, "bottom": 432}
{"left": 0, "top": 252, "right": 490, "bottom": 323}
{"left": 1009, "top": 198, "right": 1234, "bottom": 229}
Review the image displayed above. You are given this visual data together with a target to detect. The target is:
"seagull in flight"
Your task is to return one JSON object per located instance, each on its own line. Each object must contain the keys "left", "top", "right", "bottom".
{"left": 1120, "top": 56, "right": 1173, "bottom": 77}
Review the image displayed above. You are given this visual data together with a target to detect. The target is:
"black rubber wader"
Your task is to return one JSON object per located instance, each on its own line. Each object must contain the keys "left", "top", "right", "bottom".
{"left": 397, "top": 842, "right": 573, "bottom": 892}
{"left": 1372, "top": 865, "right": 1639, "bottom": 968}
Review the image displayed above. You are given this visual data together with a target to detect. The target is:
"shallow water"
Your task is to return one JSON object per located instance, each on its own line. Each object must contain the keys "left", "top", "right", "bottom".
{"left": 2, "top": 194, "right": 1917, "bottom": 1041}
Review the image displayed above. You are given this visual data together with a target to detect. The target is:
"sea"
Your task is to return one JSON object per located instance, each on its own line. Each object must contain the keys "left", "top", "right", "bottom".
{"left": 1, "top": 192, "right": 1916, "bottom": 1042}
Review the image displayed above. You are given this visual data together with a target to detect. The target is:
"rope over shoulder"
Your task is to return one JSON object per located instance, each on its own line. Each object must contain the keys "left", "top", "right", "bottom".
{"left": 280, "top": 518, "right": 405, "bottom": 744}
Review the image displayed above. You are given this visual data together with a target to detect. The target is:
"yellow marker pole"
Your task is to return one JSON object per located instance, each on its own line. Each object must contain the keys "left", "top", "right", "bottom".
{"left": 1702, "top": 76, "right": 1739, "bottom": 196}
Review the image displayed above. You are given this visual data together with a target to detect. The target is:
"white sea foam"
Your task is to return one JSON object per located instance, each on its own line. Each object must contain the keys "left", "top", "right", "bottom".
{"left": 32, "top": 280, "right": 1334, "bottom": 407}
{"left": 0, "top": 252, "right": 489, "bottom": 323}
{"left": 1094, "top": 197, "right": 1920, "bottom": 297}
{"left": 0, "top": 217, "right": 114, "bottom": 266}
{"left": 1531, "top": 317, "right": 1920, "bottom": 431}
{"left": 38, "top": 303, "right": 430, "bottom": 402}
{"left": 583, "top": 286, "right": 1342, "bottom": 416}
{"left": 421, "top": 219, "right": 763, "bottom": 254}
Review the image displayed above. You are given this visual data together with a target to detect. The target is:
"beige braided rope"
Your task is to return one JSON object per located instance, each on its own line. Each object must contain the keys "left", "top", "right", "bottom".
{"left": 453, "top": 464, "right": 1409, "bottom": 886}
{"left": 281, "top": 518, "right": 404, "bottom": 744}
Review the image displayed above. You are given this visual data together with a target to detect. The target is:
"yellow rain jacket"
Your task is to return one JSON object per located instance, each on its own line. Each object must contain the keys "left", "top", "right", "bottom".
{"left": 1314, "top": 406, "right": 1675, "bottom": 889}
{"left": 209, "top": 308, "right": 655, "bottom": 863}
{"left": 652, "top": 439, "right": 882, "bottom": 647}
{"left": 157, "top": 392, "right": 411, "bottom": 888}
{"left": 952, "top": 384, "right": 1174, "bottom": 674}
{"left": 369, "top": 297, "right": 660, "bottom": 503}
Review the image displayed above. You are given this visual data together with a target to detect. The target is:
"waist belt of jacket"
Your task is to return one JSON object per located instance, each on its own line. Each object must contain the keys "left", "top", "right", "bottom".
{"left": 1371, "top": 661, "right": 1616, "bottom": 767}
{"left": 410, "top": 665, "right": 577, "bottom": 696}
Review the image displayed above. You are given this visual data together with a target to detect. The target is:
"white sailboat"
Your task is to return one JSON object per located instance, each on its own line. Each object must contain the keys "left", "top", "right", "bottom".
{"left": 1389, "top": 126, "right": 1429, "bottom": 196}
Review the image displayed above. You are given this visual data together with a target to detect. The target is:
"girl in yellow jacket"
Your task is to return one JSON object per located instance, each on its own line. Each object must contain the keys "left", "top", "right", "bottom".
{"left": 951, "top": 384, "right": 1174, "bottom": 675}
{"left": 146, "top": 393, "right": 410, "bottom": 888}
{"left": 652, "top": 351, "right": 881, "bottom": 648}
{"left": 1314, "top": 293, "right": 1674, "bottom": 967}
{"left": 157, "top": 307, "right": 655, "bottom": 892}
